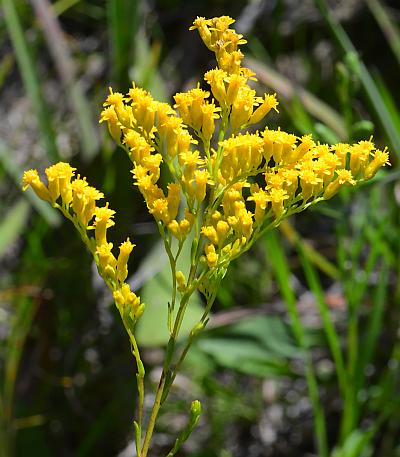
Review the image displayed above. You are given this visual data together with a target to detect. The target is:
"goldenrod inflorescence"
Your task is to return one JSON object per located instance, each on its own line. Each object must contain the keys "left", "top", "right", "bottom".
{"left": 22, "top": 15, "right": 391, "bottom": 457}
{"left": 22, "top": 14, "right": 390, "bottom": 318}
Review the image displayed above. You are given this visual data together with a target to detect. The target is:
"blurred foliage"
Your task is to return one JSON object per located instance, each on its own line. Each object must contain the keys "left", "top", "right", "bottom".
{"left": 1, "top": 0, "right": 400, "bottom": 456}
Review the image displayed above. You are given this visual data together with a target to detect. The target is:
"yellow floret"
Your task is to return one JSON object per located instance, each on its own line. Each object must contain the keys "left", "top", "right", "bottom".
{"left": 116, "top": 238, "right": 135, "bottom": 282}
{"left": 22, "top": 169, "right": 51, "bottom": 202}
{"left": 93, "top": 204, "right": 116, "bottom": 246}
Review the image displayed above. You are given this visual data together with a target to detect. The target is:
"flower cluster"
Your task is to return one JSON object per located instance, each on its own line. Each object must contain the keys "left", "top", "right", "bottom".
{"left": 98, "top": 15, "right": 389, "bottom": 276}
{"left": 23, "top": 15, "right": 390, "bottom": 314}
{"left": 22, "top": 163, "right": 144, "bottom": 323}
{"left": 21, "top": 16, "right": 391, "bottom": 456}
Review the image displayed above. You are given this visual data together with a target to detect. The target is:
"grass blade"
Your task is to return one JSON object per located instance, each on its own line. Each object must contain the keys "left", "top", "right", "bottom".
{"left": 297, "top": 240, "right": 348, "bottom": 396}
{"left": 2, "top": 0, "right": 59, "bottom": 161}
{"left": 355, "top": 259, "right": 388, "bottom": 399}
{"left": 314, "top": 0, "right": 400, "bottom": 155}
{"left": 372, "top": 72, "right": 400, "bottom": 134}
{"left": 264, "top": 231, "right": 328, "bottom": 457}
{"left": 280, "top": 220, "right": 340, "bottom": 280}
{"left": 108, "top": 0, "right": 139, "bottom": 88}
{"left": 366, "top": 0, "right": 400, "bottom": 67}
{"left": 31, "top": 0, "right": 99, "bottom": 161}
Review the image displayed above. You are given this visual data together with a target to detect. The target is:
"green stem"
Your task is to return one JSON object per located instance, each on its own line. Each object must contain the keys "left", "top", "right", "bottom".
{"left": 140, "top": 373, "right": 167, "bottom": 457}
{"left": 157, "top": 224, "right": 178, "bottom": 334}
{"left": 140, "top": 291, "right": 192, "bottom": 457}
{"left": 127, "top": 328, "right": 145, "bottom": 426}
{"left": 162, "top": 290, "right": 217, "bottom": 404}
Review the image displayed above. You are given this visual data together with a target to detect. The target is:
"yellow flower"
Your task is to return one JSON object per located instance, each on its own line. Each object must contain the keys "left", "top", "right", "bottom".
{"left": 71, "top": 176, "right": 89, "bottom": 219}
{"left": 194, "top": 169, "right": 210, "bottom": 202}
{"left": 219, "top": 133, "right": 263, "bottom": 182}
{"left": 176, "top": 271, "right": 187, "bottom": 292}
{"left": 150, "top": 198, "right": 170, "bottom": 224}
{"left": 167, "top": 210, "right": 195, "bottom": 241}
{"left": 189, "top": 17, "right": 213, "bottom": 50}
{"left": 204, "top": 68, "right": 227, "bottom": 105}
{"left": 204, "top": 243, "right": 218, "bottom": 267}
{"left": 215, "top": 220, "right": 230, "bottom": 244}
{"left": 299, "top": 168, "right": 323, "bottom": 201}
{"left": 92, "top": 204, "right": 116, "bottom": 246}
{"left": 128, "top": 84, "right": 156, "bottom": 134}
{"left": 174, "top": 87, "right": 210, "bottom": 131}
{"left": 248, "top": 188, "right": 269, "bottom": 224}
{"left": 286, "top": 135, "right": 315, "bottom": 164}
{"left": 45, "top": 162, "right": 76, "bottom": 203}
{"left": 323, "top": 169, "right": 355, "bottom": 199}
{"left": 201, "top": 225, "right": 218, "bottom": 245}
{"left": 103, "top": 87, "right": 124, "bottom": 108}
{"left": 158, "top": 115, "right": 185, "bottom": 159}
{"left": 99, "top": 106, "right": 122, "bottom": 143}
{"left": 248, "top": 93, "right": 279, "bottom": 125}
{"left": 113, "top": 283, "right": 144, "bottom": 319}
{"left": 267, "top": 188, "right": 289, "bottom": 218}
{"left": 96, "top": 242, "right": 117, "bottom": 281}
{"left": 349, "top": 140, "right": 374, "bottom": 176}
{"left": 225, "top": 74, "right": 247, "bottom": 105}
{"left": 167, "top": 183, "right": 181, "bottom": 221}
{"left": 81, "top": 186, "right": 104, "bottom": 227}
{"left": 116, "top": 238, "right": 134, "bottom": 282}
{"left": 201, "top": 101, "right": 220, "bottom": 141}
{"left": 281, "top": 168, "right": 299, "bottom": 198}
{"left": 262, "top": 129, "right": 297, "bottom": 164}
{"left": 22, "top": 169, "right": 51, "bottom": 202}
{"left": 230, "top": 85, "right": 257, "bottom": 131}
{"left": 123, "top": 130, "right": 153, "bottom": 164}
{"left": 364, "top": 148, "right": 390, "bottom": 180}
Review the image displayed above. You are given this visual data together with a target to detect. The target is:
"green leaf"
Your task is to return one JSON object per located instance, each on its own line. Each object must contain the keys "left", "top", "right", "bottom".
{"left": 197, "top": 337, "right": 294, "bottom": 377}
{"left": 0, "top": 198, "right": 30, "bottom": 258}
{"left": 331, "top": 429, "right": 373, "bottom": 457}
{"left": 227, "top": 315, "right": 301, "bottom": 359}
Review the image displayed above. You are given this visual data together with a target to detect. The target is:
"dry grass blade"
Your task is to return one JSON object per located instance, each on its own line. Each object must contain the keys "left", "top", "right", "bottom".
{"left": 247, "top": 57, "right": 348, "bottom": 140}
